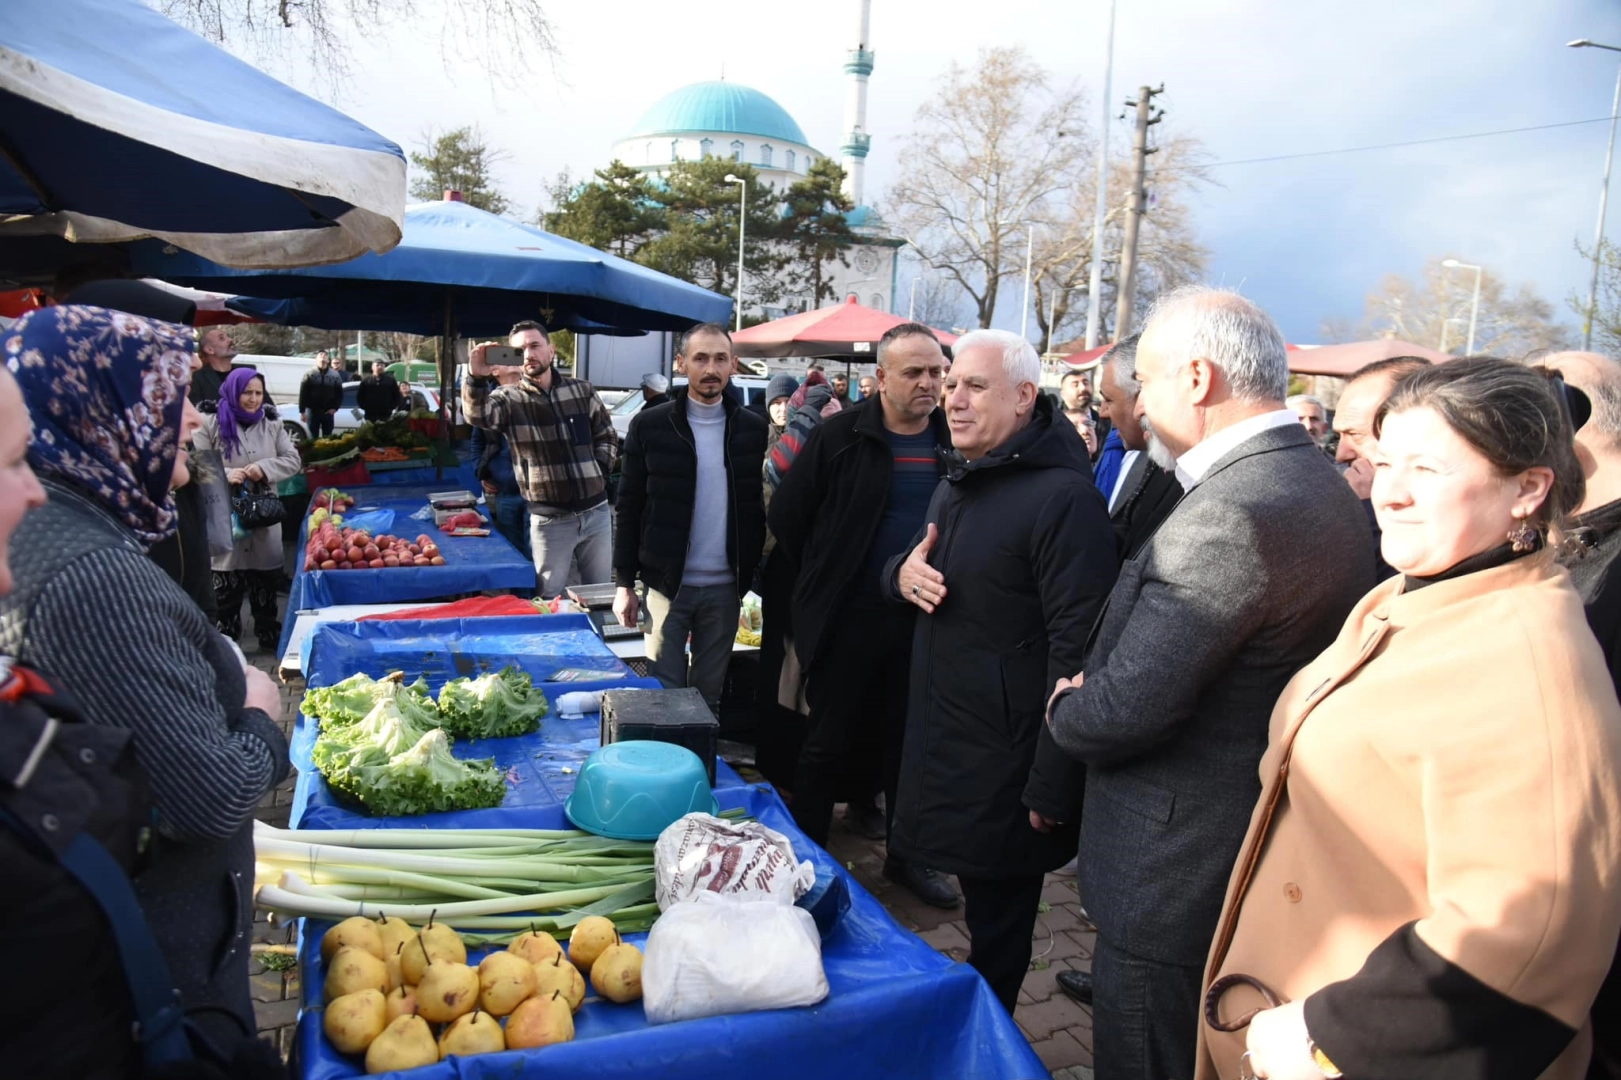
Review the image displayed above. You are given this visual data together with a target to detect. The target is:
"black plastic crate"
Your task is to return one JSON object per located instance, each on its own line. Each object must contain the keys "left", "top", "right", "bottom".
{"left": 600, "top": 687, "right": 719, "bottom": 786}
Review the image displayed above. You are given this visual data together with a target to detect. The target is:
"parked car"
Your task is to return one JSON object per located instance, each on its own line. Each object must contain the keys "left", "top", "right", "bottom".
{"left": 609, "top": 376, "right": 770, "bottom": 438}
{"left": 283, "top": 382, "right": 442, "bottom": 442}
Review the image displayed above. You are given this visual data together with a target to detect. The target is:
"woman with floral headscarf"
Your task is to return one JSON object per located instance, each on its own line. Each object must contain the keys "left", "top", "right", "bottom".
{"left": 0, "top": 306, "right": 290, "bottom": 1062}
{"left": 192, "top": 367, "right": 300, "bottom": 649}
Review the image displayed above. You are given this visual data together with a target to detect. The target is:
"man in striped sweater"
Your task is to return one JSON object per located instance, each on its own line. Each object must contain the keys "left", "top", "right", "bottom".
{"left": 463, "top": 321, "right": 620, "bottom": 597}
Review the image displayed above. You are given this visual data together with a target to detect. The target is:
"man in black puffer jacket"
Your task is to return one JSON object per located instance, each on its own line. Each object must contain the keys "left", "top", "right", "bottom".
{"left": 613, "top": 324, "right": 767, "bottom": 714}
{"left": 884, "top": 330, "right": 1117, "bottom": 1014}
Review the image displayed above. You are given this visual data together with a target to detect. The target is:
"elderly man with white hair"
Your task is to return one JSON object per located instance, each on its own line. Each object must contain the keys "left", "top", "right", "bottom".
{"left": 882, "top": 328, "right": 1118, "bottom": 1013}
{"left": 1040, "top": 286, "right": 1375, "bottom": 1080}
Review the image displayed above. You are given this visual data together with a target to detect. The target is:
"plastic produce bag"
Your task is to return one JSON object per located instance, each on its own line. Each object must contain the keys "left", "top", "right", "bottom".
{"left": 642, "top": 892, "right": 828, "bottom": 1024}
{"left": 654, "top": 813, "right": 816, "bottom": 910}
{"left": 188, "top": 446, "right": 236, "bottom": 556}
{"left": 342, "top": 509, "right": 396, "bottom": 535}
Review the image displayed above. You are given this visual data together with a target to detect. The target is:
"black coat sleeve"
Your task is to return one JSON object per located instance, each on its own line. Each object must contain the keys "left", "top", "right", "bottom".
{"left": 766, "top": 421, "right": 828, "bottom": 565}
{"left": 1304, "top": 922, "right": 1577, "bottom": 1080}
{"left": 612, "top": 412, "right": 650, "bottom": 588}
{"left": 1023, "top": 482, "right": 1118, "bottom": 823}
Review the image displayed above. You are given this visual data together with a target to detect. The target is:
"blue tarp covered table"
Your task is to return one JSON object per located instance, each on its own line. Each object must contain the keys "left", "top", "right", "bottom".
{"left": 278, "top": 484, "right": 537, "bottom": 658}
{"left": 292, "top": 615, "right": 664, "bottom": 831}
{"left": 289, "top": 617, "right": 1045, "bottom": 1080}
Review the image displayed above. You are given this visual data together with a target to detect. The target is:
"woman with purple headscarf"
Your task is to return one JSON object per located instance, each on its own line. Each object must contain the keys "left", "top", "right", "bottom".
{"left": 193, "top": 368, "right": 300, "bottom": 649}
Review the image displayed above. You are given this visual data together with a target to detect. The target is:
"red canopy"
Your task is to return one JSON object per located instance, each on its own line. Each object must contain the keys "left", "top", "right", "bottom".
{"left": 731, "top": 297, "right": 958, "bottom": 359}
{"left": 1285, "top": 339, "right": 1451, "bottom": 378}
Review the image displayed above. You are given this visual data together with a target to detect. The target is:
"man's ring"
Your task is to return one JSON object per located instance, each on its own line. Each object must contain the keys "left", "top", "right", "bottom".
{"left": 911, "top": 584, "right": 921, "bottom": 597}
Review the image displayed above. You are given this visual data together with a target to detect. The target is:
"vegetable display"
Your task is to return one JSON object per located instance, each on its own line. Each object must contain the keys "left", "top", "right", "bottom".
{"left": 305, "top": 514, "right": 444, "bottom": 571}
{"left": 304, "top": 672, "right": 508, "bottom": 817}
{"left": 251, "top": 848, "right": 652, "bottom": 1072}
{"left": 437, "top": 667, "right": 550, "bottom": 740}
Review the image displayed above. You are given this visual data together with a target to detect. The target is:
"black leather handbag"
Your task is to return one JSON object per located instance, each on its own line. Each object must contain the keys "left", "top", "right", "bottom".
{"left": 231, "top": 484, "right": 285, "bottom": 531}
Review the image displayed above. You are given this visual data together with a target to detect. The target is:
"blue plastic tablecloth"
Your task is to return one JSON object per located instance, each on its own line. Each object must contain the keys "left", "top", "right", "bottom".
{"left": 291, "top": 483, "right": 536, "bottom": 610}
{"left": 292, "top": 615, "right": 667, "bottom": 831}
{"left": 292, "top": 782, "right": 1046, "bottom": 1080}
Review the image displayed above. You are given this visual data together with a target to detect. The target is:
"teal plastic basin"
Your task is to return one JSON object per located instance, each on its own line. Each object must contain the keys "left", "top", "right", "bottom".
{"left": 564, "top": 740, "right": 718, "bottom": 840}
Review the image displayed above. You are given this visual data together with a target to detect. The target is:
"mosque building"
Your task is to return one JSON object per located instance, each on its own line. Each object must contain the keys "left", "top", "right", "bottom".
{"left": 604, "top": 0, "right": 900, "bottom": 319}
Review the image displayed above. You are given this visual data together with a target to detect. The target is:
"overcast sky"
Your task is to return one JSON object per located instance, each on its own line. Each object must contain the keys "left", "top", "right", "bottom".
{"left": 252, "top": 0, "right": 1621, "bottom": 344}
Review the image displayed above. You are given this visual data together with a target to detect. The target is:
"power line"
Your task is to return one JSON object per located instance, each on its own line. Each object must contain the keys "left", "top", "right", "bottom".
{"left": 1208, "top": 116, "right": 1615, "bottom": 168}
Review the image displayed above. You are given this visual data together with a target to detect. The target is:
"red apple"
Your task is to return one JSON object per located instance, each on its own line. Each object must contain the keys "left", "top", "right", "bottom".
{"left": 320, "top": 560, "right": 337, "bottom": 570}
{"left": 368, "top": 558, "right": 385, "bottom": 568}
{"left": 430, "top": 556, "right": 446, "bottom": 566}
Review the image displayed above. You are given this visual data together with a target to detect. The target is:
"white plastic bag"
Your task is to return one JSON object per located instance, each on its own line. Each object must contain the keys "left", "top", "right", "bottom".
{"left": 654, "top": 812, "right": 816, "bottom": 910}
{"left": 642, "top": 892, "right": 829, "bottom": 1024}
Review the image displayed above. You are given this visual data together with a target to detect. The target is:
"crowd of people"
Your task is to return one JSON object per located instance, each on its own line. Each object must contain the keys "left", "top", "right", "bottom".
{"left": 6, "top": 282, "right": 1621, "bottom": 1079}
{"left": 461, "top": 292, "right": 1621, "bottom": 1079}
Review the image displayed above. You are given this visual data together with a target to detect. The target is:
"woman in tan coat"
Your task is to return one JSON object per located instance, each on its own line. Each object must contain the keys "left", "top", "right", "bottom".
{"left": 1199, "top": 358, "right": 1621, "bottom": 1080}
{"left": 193, "top": 368, "right": 301, "bottom": 649}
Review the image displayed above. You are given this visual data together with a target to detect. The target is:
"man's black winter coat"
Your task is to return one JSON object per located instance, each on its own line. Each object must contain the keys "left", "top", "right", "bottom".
{"left": 613, "top": 386, "right": 768, "bottom": 600}
{"left": 883, "top": 396, "right": 1118, "bottom": 879}
{"left": 768, "top": 396, "right": 952, "bottom": 674}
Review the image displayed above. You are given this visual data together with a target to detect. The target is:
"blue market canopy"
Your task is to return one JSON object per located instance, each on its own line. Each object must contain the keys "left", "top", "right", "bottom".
{"left": 0, "top": 0, "right": 406, "bottom": 269}
{"left": 141, "top": 199, "right": 732, "bottom": 335}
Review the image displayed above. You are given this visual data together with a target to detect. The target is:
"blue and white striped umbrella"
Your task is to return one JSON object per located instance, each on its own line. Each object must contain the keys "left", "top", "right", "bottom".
{"left": 0, "top": 0, "right": 406, "bottom": 268}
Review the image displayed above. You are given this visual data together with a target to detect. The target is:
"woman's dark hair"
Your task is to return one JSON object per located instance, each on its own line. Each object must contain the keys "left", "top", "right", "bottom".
{"left": 1374, "top": 356, "right": 1585, "bottom": 532}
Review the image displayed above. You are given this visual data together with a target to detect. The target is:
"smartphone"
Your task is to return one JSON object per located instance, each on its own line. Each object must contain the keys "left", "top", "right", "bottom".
{"left": 486, "top": 344, "right": 524, "bottom": 366}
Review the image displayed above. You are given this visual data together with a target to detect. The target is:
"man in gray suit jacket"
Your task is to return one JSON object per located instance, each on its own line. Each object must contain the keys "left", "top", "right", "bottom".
{"left": 1034, "top": 286, "right": 1376, "bottom": 1080}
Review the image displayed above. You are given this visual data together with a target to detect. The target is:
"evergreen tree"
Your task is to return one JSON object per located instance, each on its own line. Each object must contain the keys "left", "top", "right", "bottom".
{"left": 777, "top": 158, "right": 856, "bottom": 307}
{"left": 543, "top": 161, "right": 665, "bottom": 257}
{"left": 640, "top": 159, "right": 786, "bottom": 307}
{"left": 409, "top": 126, "right": 511, "bottom": 216}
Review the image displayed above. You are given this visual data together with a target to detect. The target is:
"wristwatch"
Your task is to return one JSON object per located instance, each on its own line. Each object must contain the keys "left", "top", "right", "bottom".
{"left": 1307, "top": 1037, "right": 1343, "bottom": 1079}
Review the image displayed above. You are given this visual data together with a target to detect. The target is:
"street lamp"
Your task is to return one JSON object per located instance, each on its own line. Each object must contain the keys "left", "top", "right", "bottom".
{"left": 1570, "top": 39, "right": 1621, "bottom": 350}
{"left": 724, "top": 174, "right": 747, "bottom": 332}
{"left": 1441, "top": 258, "right": 1483, "bottom": 355}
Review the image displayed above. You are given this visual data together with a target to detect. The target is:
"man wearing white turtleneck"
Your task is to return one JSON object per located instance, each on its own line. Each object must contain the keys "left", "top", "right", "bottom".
{"left": 613, "top": 324, "right": 769, "bottom": 714}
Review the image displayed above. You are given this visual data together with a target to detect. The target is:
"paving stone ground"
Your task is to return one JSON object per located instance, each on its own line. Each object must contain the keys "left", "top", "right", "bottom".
{"left": 247, "top": 636, "right": 1096, "bottom": 1078}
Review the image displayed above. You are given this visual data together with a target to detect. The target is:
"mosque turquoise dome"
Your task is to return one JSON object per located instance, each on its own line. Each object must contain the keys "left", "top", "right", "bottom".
{"left": 626, "top": 81, "right": 809, "bottom": 145}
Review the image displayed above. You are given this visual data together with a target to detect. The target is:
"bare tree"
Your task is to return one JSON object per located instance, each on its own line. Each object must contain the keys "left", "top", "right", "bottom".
{"left": 908, "top": 274, "right": 970, "bottom": 332}
{"left": 1029, "top": 133, "right": 1209, "bottom": 352}
{"left": 1330, "top": 257, "right": 1572, "bottom": 358}
{"left": 158, "top": 0, "right": 556, "bottom": 93}
{"left": 887, "top": 46, "right": 1091, "bottom": 330}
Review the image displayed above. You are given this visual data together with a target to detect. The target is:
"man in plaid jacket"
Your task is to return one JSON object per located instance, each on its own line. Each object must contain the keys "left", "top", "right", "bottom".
{"left": 463, "top": 320, "right": 620, "bottom": 596}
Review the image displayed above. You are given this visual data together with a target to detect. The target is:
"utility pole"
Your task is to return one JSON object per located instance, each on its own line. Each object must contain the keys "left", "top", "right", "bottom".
{"left": 1083, "top": 0, "right": 1118, "bottom": 349}
{"left": 1113, "top": 85, "right": 1163, "bottom": 341}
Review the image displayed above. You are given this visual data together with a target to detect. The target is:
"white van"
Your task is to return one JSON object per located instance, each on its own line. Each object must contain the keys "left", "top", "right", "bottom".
{"left": 233, "top": 353, "right": 316, "bottom": 412}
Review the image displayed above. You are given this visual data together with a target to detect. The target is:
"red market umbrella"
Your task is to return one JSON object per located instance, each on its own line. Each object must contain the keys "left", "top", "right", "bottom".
{"left": 1287, "top": 339, "right": 1450, "bottom": 378}
{"left": 731, "top": 297, "right": 958, "bottom": 359}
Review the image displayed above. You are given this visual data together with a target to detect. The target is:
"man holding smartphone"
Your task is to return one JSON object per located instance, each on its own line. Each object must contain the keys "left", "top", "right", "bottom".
{"left": 463, "top": 321, "right": 620, "bottom": 596}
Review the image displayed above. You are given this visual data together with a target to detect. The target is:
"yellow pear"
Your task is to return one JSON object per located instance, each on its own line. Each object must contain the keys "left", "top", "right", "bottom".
{"left": 322, "top": 916, "right": 384, "bottom": 962}
{"left": 325, "top": 946, "right": 390, "bottom": 1002}
{"left": 383, "top": 985, "right": 417, "bottom": 1024}
{"left": 532, "top": 950, "right": 586, "bottom": 1012}
{"left": 477, "top": 951, "right": 536, "bottom": 1016}
{"left": 384, "top": 942, "right": 407, "bottom": 991}
{"left": 374, "top": 913, "right": 415, "bottom": 958}
{"left": 590, "top": 942, "right": 644, "bottom": 1004}
{"left": 568, "top": 916, "right": 618, "bottom": 974}
{"left": 415, "top": 959, "right": 479, "bottom": 1023}
{"left": 401, "top": 920, "right": 466, "bottom": 986}
{"left": 365, "top": 1014, "right": 437, "bottom": 1075}
{"left": 508, "top": 928, "right": 563, "bottom": 965}
{"left": 504, "top": 990, "right": 575, "bottom": 1049}
{"left": 323, "top": 987, "right": 388, "bottom": 1054}
{"left": 437, "top": 1009, "right": 505, "bottom": 1059}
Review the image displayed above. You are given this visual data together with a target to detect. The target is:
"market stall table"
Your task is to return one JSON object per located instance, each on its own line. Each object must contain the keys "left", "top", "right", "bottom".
{"left": 287, "top": 615, "right": 1043, "bottom": 1080}
{"left": 277, "top": 484, "right": 537, "bottom": 658}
